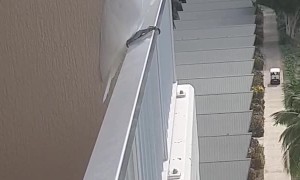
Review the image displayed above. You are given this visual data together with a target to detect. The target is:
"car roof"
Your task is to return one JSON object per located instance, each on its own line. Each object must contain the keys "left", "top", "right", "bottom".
{"left": 270, "top": 68, "right": 280, "bottom": 72}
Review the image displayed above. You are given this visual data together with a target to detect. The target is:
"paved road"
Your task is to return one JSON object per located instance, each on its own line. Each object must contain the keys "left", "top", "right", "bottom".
{"left": 262, "top": 8, "right": 291, "bottom": 180}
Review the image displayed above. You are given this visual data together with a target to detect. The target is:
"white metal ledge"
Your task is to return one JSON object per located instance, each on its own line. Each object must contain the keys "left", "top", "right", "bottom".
{"left": 83, "top": 0, "right": 167, "bottom": 180}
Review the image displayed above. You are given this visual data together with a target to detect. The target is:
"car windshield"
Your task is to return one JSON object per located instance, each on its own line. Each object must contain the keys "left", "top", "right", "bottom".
{"left": 271, "top": 72, "right": 279, "bottom": 75}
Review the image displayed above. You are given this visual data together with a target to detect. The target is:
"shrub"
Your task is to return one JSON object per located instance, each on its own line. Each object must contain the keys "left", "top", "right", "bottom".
{"left": 255, "top": 35, "right": 264, "bottom": 46}
{"left": 254, "top": 47, "right": 265, "bottom": 71}
{"left": 261, "top": 99, "right": 265, "bottom": 110}
{"left": 276, "top": 12, "right": 285, "bottom": 29}
{"left": 251, "top": 103, "right": 263, "bottom": 113}
{"left": 255, "top": 24, "right": 264, "bottom": 39}
{"left": 253, "top": 71, "right": 264, "bottom": 87}
{"left": 248, "top": 138, "right": 265, "bottom": 170}
{"left": 255, "top": 4, "right": 263, "bottom": 16}
{"left": 254, "top": 47, "right": 264, "bottom": 58}
{"left": 276, "top": 12, "right": 294, "bottom": 45}
{"left": 248, "top": 138, "right": 259, "bottom": 155}
{"left": 252, "top": 85, "right": 265, "bottom": 99}
{"left": 253, "top": 110, "right": 264, "bottom": 117}
{"left": 248, "top": 139, "right": 265, "bottom": 170}
{"left": 251, "top": 98, "right": 265, "bottom": 110}
{"left": 255, "top": 13, "right": 264, "bottom": 25}
{"left": 250, "top": 114, "right": 264, "bottom": 137}
{"left": 254, "top": 56, "right": 264, "bottom": 71}
{"left": 284, "top": 54, "right": 297, "bottom": 81}
{"left": 248, "top": 168, "right": 256, "bottom": 180}
{"left": 251, "top": 148, "right": 265, "bottom": 170}
{"left": 279, "top": 31, "right": 292, "bottom": 45}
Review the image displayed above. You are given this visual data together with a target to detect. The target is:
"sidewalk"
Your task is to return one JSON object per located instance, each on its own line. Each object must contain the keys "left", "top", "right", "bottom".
{"left": 262, "top": 8, "right": 291, "bottom": 180}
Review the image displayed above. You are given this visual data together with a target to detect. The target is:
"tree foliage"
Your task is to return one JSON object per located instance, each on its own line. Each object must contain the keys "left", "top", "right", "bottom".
{"left": 272, "top": 110, "right": 300, "bottom": 176}
{"left": 257, "top": 0, "right": 300, "bottom": 13}
{"left": 257, "top": 0, "right": 300, "bottom": 38}
{"left": 271, "top": 41, "right": 300, "bottom": 177}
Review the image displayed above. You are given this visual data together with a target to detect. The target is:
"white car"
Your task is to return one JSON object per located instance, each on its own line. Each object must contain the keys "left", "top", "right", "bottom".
{"left": 270, "top": 68, "right": 280, "bottom": 85}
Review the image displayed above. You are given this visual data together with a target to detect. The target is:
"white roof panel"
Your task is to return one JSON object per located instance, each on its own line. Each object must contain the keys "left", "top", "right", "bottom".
{"left": 174, "top": 25, "right": 256, "bottom": 41}
{"left": 178, "top": 8, "right": 254, "bottom": 21}
{"left": 176, "top": 60, "right": 254, "bottom": 79}
{"left": 175, "top": 36, "right": 255, "bottom": 52}
{"left": 199, "top": 134, "right": 252, "bottom": 162}
{"left": 174, "top": 16, "right": 255, "bottom": 30}
{"left": 182, "top": 1, "right": 252, "bottom": 12}
{"left": 189, "top": 0, "right": 250, "bottom": 3}
{"left": 200, "top": 160, "right": 251, "bottom": 180}
{"left": 175, "top": 47, "right": 255, "bottom": 65}
{"left": 179, "top": 75, "right": 253, "bottom": 95}
{"left": 197, "top": 111, "right": 253, "bottom": 136}
{"left": 195, "top": 92, "right": 253, "bottom": 114}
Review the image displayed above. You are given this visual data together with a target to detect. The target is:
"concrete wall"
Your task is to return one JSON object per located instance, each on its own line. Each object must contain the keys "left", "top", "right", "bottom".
{"left": 0, "top": 1, "right": 106, "bottom": 179}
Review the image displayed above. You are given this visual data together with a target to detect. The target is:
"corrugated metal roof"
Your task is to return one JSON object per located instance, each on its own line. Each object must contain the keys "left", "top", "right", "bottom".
{"left": 182, "top": 1, "right": 252, "bottom": 12}
{"left": 176, "top": 60, "right": 254, "bottom": 79}
{"left": 175, "top": 47, "right": 255, "bottom": 65}
{"left": 178, "top": 8, "right": 254, "bottom": 21}
{"left": 174, "top": 0, "right": 255, "bottom": 178}
{"left": 195, "top": 92, "right": 253, "bottom": 114}
{"left": 199, "top": 134, "right": 252, "bottom": 162}
{"left": 189, "top": 0, "right": 251, "bottom": 3}
{"left": 174, "top": 16, "right": 255, "bottom": 30}
{"left": 199, "top": 160, "right": 251, "bottom": 180}
{"left": 197, "top": 111, "right": 253, "bottom": 136}
{"left": 179, "top": 75, "right": 253, "bottom": 95}
{"left": 175, "top": 36, "right": 255, "bottom": 52}
{"left": 174, "top": 25, "right": 256, "bottom": 41}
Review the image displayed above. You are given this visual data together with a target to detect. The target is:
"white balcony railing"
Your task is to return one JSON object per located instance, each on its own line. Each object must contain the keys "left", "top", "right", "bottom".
{"left": 84, "top": 0, "right": 176, "bottom": 179}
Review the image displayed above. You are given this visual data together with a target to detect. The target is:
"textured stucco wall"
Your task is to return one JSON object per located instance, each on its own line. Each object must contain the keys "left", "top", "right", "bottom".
{"left": 0, "top": 1, "right": 106, "bottom": 179}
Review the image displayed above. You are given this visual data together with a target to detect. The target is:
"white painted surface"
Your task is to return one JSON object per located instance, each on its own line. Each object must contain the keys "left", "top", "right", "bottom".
{"left": 162, "top": 83, "right": 178, "bottom": 180}
{"left": 100, "top": 0, "right": 149, "bottom": 100}
{"left": 270, "top": 68, "right": 280, "bottom": 72}
{"left": 168, "top": 85, "right": 200, "bottom": 180}
{"left": 84, "top": 0, "right": 176, "bottom": 179}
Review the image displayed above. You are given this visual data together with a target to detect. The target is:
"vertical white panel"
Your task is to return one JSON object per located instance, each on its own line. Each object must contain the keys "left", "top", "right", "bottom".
{"left": 157, "top": 0, "right": 176, "bottom": 160}
{"left": 124, "top": 0, "right": 176, "bottom": 179}
{"left": 192, "top": 103, "right": 200, "bottom": 180}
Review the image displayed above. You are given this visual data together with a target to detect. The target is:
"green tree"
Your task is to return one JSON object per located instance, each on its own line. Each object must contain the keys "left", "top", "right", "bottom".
{"left": 272, "top": 93, "right": 300, "bottom": 177}
{"left": 284, "top": 81, "right": 300, "bottom": 109}
{"left": 257, "top": 0, "right": 300, "bottom": 38}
